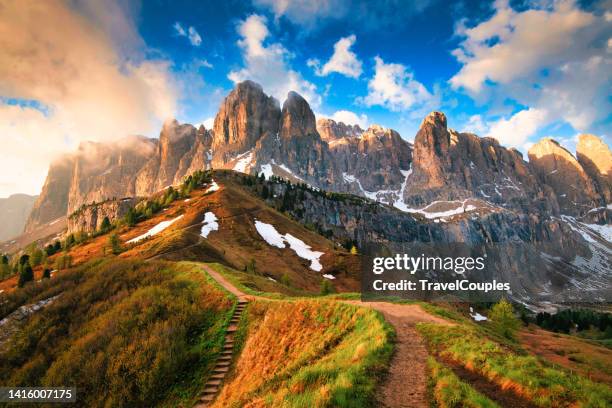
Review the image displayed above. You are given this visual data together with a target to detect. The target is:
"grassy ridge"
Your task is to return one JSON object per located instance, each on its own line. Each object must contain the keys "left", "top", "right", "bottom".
{"left": 212, "top": 300, "right": 394, "bottom": 407}
{"left": 427, "top": 357, "right": 499, "bottom": 408}
{"left": 0, "top": 259, "right": 233, "bottom": 407}
{"left": 418, "top": 323, "right": 612, "bottom": 407}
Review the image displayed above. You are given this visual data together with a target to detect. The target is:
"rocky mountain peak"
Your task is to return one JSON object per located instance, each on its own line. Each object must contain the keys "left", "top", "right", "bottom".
{"left": 212, "top": 80, "right": 280, "bottom": 166}
{"left": 316, "top": 118, "right": 363, "bottom": 141}
{"left": 421, "top": 111, "right": 447, "bottom": 129}
{"left": 280, "top": 91, "right": 317, "bottom": 138}
{"left": 576, "top": 133, "right": 612, "bottom": 201}
{"left": 407, "top": 111, "right": 452, "bottom": 196}
{"left": 529, "top": 137, "right": 600, "bottom": 211}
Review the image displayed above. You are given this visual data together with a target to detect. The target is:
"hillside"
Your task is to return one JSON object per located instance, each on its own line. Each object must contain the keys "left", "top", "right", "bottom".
{"left": 0, "top": 260, "right": 233, "bottom": 407}
{"left": 0, "top": 173, "right": 610, "bottom": 406}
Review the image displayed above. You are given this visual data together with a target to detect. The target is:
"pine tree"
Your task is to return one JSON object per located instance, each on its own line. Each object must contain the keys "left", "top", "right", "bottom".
{"left": 490, "top": 298, "right": 521, "bottom": 339}
{"left": 30, "top": 248, "right": 43, "bottom": 266}
{"left": 18, "top": 262, "right": 34, "bottom": 287}
{"left": 125, "top": 207, "right": 137, "bottom": 227}
{"left": 100, "top": 216, "right": 112, "bottom": 231}
{"left": 109, "top": 233, "right": 122, "bottom": 255}
{"left": 320, "top": 279, "right": 334, "bottom": 295}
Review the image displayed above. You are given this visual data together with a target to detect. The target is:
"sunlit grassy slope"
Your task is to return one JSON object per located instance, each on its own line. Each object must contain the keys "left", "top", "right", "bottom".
{"left": 418, "top": 322, "right": 612, "bottom": 407}
{"left": 212, "top": 299, "right": 394, "bottom": 407}
{"left": 0, "top": 259, "right": 234, "bottom": 407}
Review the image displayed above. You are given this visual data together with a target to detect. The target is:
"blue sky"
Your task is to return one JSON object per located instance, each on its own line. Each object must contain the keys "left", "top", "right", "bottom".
{"left": 135, "top": 0, "right": 611, "bottom": 145}
{"left": 0, "top": 0, "right": 610, "bottom": 196}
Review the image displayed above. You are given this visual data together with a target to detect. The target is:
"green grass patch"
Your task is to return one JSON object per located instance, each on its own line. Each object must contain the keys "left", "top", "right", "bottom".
{"left": 428, "top": 357, "right": 499, "bottom": 408}
{"left": 418, "top": 323, "right": 612, "bottom": 407}
{"left": 0, "top": 258, "right": 233, "bottom": 407}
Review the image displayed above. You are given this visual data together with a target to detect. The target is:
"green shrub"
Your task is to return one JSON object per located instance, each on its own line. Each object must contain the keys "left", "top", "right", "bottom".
{"left": 489, "top": 298, "right": 520, "bottom": 339}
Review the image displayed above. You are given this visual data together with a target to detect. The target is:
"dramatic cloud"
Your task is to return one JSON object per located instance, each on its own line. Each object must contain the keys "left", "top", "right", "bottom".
{"left": 309, "top": 35, "right": 362, "bottom": 78}
{"left": 461, "top": 109, "right": 549, "bottom": 148}
{"left": 486, "top": 108, "right": 549, "bottom": 147}
{"left": 330, "top": 110, "right": 368, "bottom": 128}
{"left": 358, "top": 56, "right": 432, "bottom": 112}
{"left": 0, "top": 0, "right": 178, "bottom": 196}
{"left": 450, "top": 0, "right": 611, "bottom": 140}
{"left": 228, "top": 14, "right": 321, "bottom": 107}
{"left": 253, "top": 0, "right": 434, "bottom": 31}
{"left": 174, "top": 22, "right": 202, "bottom": 46}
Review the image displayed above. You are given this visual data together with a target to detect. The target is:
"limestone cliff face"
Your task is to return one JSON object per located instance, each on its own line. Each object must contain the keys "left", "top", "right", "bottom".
{"left": 174, "top": 125, "right": 213, "bottom": 184}
{"left": 406, "top": 112, "right": 452, "bottom": 200}
{"left": 25, "top": 155, "right": 75, "bottom": 232}
{"left": 327, "top": 124, "right": 411, "bottom": 193}
{"left": 278, "top": 92, "right": 336, "bottom": 186}
{"left": 68, "top": 136, "right": 156, "bottom": 214}
{"left": 577, "top": 134, "right": 612, "bottom": 202}
{"left": 316, "top": 118, "right": 363, "bottom": 141}
{"left": 22, "top": 81, "right": 611, "bottom": 236}
{"left": 529, "top": 138, "right": 601, "bottom": 213}
{"left": 135, "top": 120, "right": 197, "bottom": 196}
{"left": 212, "top": 80, "right": 280, "bottom": 167}
{"left": 67, "top": 198, "right": 139, "bottom": 234}
{"left": 401, "top": 112, "right": 559, "bottom": 213}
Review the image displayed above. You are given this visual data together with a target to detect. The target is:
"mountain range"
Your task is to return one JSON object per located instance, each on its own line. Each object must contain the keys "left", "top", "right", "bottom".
{"left": 6, "top": 80, "right": 611, "bottom": 307}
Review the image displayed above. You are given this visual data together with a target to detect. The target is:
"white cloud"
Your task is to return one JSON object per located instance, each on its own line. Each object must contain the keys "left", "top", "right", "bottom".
{"left": 201, "top": 117, "right": 215, "bottom": 129}
{"left": 174, "top": 22, "right": 187, "bottom": 36}
{"left": 311, "top": 35, "right": 362, "bottom": 78}
{"left": 358, "top": 56, "right": 432, "bottom": 112}
{"left": 228, "top": 14, "right": 321, "bottom": 108}
{"left": 0, "top": 0, "right": 178, "bottom": 197}
{"left": 486, "top": 108, "right": 549, "bottom": 147}
{"left": 174, "top": 22, "right": 202, "bottom": 46}
{"left": 450, "top": 0, "right": 611, "bottom": 135}
{"left": 329, "top": 110, "right": 368, "bottom": 128}
{"left": 463, "top": 114, "right": 488, "bottom": 134}
{"left": 188, "top": 27, "right": 202, "bottom": 46}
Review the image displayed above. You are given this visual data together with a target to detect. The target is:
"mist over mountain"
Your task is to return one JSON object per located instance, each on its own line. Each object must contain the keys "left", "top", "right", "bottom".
{"left": 0, "top": 194, "right": 37, "bottom": 242}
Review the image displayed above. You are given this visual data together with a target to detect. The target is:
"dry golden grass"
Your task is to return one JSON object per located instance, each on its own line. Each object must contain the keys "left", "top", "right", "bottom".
{"left": 519, "top": 326, "right": 612, "bottom": 384}
{"left": 212, "top": 299, "right": 393, "bottom": 407}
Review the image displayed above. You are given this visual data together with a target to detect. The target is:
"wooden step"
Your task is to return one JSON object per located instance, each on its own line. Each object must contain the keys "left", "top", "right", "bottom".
{"left": 206, "top": 379, "right": 222, "bottom": 387}
{"left": 212, "top": 366, "right": 229, "bottom": 373}
{"left": 210, "top": 373, "right": 225, "bottom": 380}
{"left": 200, "top": 394, "right": 215, "bottom": 403}
{"left": 221, "top": 350, "right": 233, "bottom": 356}
{"left": 216, "top": 361, "right": 231, "bottom": 367}
{"left": 201, "top": 387, "right": 218, "bottom": 394}
{"left": 218, "top": 356, "right": 232, "bottom": 362}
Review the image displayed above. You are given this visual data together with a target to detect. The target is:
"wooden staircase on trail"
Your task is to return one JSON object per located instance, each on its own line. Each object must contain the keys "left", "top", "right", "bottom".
{"left": 194, "top": 298, "right": 248, "bottom": 407}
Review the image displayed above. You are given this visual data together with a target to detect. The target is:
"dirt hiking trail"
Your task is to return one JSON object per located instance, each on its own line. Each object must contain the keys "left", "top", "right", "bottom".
{"left": 201, "top": 264, "right": 451, "bottom": 408}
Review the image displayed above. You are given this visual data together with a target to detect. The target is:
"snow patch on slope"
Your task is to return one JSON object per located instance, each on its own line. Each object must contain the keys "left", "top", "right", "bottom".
{"left": 469, "top": 307, "right": 488, "bottom": 321}
{"left": 233, "top": 150, "right": 254, "bottom": 173}
{"left": 127, "top": 215, "right": 184, "bottom": 243}
{"left": 200, "top": 212, "right": 219, "bottom": 238}
{"left": 254, "top": 219, "right": 324, "bottom": 271}
{"left": 204, "top": 180, "right": 219, "bottom": 194}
